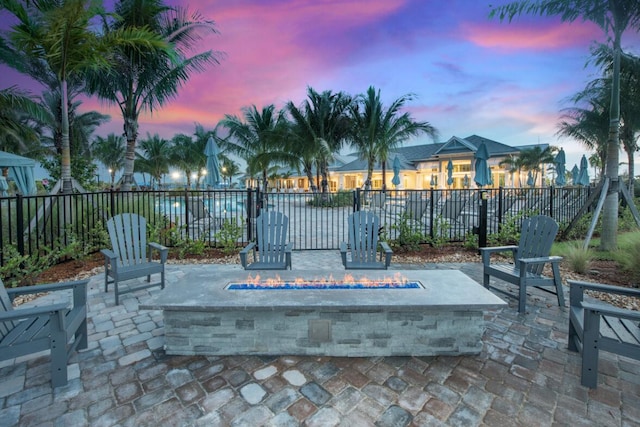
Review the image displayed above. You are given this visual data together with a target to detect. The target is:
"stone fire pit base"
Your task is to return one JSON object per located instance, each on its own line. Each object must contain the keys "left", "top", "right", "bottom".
{"left": 141, "top": 269, "right": 506, "bottom": 357}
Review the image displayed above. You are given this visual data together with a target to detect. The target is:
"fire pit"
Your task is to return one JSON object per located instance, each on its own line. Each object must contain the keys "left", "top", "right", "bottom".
{"left": 141, "top": 269, "right": 506, "bottom": 357}
{"left": 226, "top": 273, "right": 423, "bottom": 290}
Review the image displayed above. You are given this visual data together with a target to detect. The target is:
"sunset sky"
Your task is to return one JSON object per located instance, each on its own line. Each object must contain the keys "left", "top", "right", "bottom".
{"left": 2, "top": 0, "right": 640, "bottom": 178}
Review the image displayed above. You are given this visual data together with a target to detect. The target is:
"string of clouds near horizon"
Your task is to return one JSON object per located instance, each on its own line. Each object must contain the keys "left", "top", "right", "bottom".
{"left": 3, "top": 0, "right": 640, "bottom": 179}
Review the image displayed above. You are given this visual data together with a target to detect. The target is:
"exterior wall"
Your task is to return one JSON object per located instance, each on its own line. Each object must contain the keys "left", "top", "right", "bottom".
{"left": 163, "top": 308, "right": 486, "bottom": 357}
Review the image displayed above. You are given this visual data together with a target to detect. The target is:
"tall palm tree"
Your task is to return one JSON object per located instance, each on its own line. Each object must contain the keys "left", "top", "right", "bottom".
{"left": 491, "top": 0, "right": 640, "bottom": 251}
{"left": 286, "top": 87, "right": 353, "bottom": 196}
{"left": 591, "top": 44, "right": 640, "bottom": 193}
{"left": 87, "top": 0, "right": 223, "bottom": 191}
{"left": 135, "top": 133, "right": 171, "bottom": 188}
{"left": 92, "top": 134, "right": 126, "bottom": 187}
{"left": 349, "top": 86, "right": 438, "bottom": 191}
{"left": 557, "top": 98, "right": 610, "bottom": 180}
{"left": 0, "top": 87, "right": 47, "bottom": 155}
{"left": 0, "top": 0, "right": 167, "bottom": 193}
{"left": 169, "top": 133, "right": 200, "bottom": 188}
{"left": 221, "top": 105, "right": 297, "bottom": 196}
{"left": 499, "top": 154, "right": 526, "bottom": 187}
{"left": 518, "top": 146, "right": 556, "bottom": 186}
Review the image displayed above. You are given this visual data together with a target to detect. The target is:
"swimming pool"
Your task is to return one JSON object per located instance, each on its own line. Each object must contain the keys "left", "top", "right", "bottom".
{"left": 155, "top": 197, "right": 244, "bottom": 216}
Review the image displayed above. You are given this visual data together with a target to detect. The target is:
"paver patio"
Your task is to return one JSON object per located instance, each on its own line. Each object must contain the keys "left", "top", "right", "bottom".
{"left": 1, "top": 251, "right": 639, "bottom": 426}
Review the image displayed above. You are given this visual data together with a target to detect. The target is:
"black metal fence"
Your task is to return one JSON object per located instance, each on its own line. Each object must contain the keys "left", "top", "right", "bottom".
{"left": 0, "top": 186, "right": 592, "bottom": 267}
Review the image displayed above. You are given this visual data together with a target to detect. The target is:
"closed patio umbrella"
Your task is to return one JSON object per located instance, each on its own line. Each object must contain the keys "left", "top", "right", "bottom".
{"left": 526, "top": 171, "right": 535, "bottom": 187}
{"left": 554, "top": 148, "right": 566, "bottom": 186}
{"left": 429, "top": 174, "right": 436, "bottom": 188}
{"left": 577, "top": 155, "right": 590, "bottom": 186}
{"left": 474, "top": 142, "right": 491, "bottom": 188}
{"left": 446, "top": 159, "right": 454, "bottom": 187}
{"left": 204, "top": 137, "right": 221, "bottom": 188}
{"left": 391, "top": 155, "right": 401, "bottom": 188}
{"left": 463, "top": 174, "right": 469, "bottom": 189}
{"left": 571, "top": 164, "right": 579, "bottom": 186}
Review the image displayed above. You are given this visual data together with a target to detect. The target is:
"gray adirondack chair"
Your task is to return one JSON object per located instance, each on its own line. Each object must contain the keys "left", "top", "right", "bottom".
{"left": 240, "top": 211, "right": 292, "bottom": 270}
{"left": 340, "top": 211, "right": 393, "bottom": 269}
{"left": 0, "top": 278, "right": 89, "bottom": 387}
{"left": 101, "top": 213, "right": 168, "bottom": 304}
{"left": 480, "top": 215, "right": 565, "bottom": 313}
{"left": 568, "top": 280, "right": 640, "bottom": 388}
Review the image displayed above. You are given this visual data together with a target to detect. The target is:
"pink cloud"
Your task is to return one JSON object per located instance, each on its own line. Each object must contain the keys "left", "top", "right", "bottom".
{"left": 462, "top": 21, "right": 601, "bottom": 51}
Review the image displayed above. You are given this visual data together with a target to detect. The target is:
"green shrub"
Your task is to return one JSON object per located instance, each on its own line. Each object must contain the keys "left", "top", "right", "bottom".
{"left": 215, "top": 218, "right": 244, "bottom": 255}
{"left": 0, "top": 244, "right": 58, "bottom": 287}
{"left": 428, "top": 215, "right": 450, "bottom": 249}
{"left": 487, "top": 211, "right": 526, "bottom": 246}
{"left": 617, "top": 239, "right": 640, "bottom": 283}
{"left": 563, "top": 243, "right": 593, "bottom": 274}
{"left": 390, "top": 213, "right": 424, "bottom": 252}
{"left": 463, "top": 232, "right": 479, "bottom": 250}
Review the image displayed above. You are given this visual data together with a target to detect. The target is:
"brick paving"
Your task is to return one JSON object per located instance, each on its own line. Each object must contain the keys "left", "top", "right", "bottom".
{"left": 1, "top": 251, "right": 639, "bottom": 427}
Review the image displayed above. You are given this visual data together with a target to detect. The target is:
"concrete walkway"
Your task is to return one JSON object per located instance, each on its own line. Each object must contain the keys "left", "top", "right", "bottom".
{"left": 1, "top": 251, "right": 639, "bottom": 426}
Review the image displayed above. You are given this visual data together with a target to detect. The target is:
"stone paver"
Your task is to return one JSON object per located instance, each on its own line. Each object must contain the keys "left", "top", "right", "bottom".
{"left": 1, "top": 251, "right": 639, "bottom": 426}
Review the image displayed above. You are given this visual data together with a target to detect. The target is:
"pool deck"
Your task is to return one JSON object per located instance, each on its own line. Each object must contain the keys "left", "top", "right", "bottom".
{"left": 1, "top": 251, "right": 639, "bottom": 426}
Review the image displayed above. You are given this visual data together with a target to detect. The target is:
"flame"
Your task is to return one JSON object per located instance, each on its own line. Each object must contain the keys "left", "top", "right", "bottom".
{"left": 239, "top": 272, "right": 411, "bottom": 288}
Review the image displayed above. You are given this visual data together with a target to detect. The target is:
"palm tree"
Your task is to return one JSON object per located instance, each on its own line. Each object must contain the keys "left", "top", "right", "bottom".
{"left": 169, "top": 133, "right": 200, "bottom": 188}
{"left": 518, "top": 146, "right": 556, "bottom": 186}
{"left": 221, "top": 105, "right": 297, "bottom": 196}
{"left": 286, "top": 87, "right": 353, "bottom": 196}
{"left": 491, "top": 0, "right": 640, "bottom": 251}
{"left": 0, "top": 87, "right": 47, "bottom": 155}
{"left": 349, "top": 86, "right": 438, "bottom": 191}
{"left": 499, "top": 154, "right": 526, "bottom": 187}
{"left": 87, "top": 0, "right": 223, "bottom": 191}
{"left": 92, "top": 134, "right": 126, "bottom": 187}
{"left": 0, "top": 0, "right": 167, "bottom": 193}
{"left": 135, "top": 133, "right": 171, "bottom": 189}
{"left": 557, "top": 98, "right": 610, "bottom": 180}
{"left": 591, "top": 44, "right": 640, "bottom": 193}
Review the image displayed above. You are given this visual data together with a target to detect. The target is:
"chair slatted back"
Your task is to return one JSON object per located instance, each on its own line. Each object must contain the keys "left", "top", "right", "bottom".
{"left": 371, "top": 193, "right": 386, "bottom": 210}
{"left": 0, "top": 278, "right": 16, "bottom": 339}
{"left": 518, "top": 215, "right": 559, "bottom": 275}
{"left": 256, "top": 211, "right": 289, "bottom": 265}
{"left": 348, "top": 211, "right": 380, "bottom": 265}
{"left": 107, "top": 213, "right": 148, "bottom": 267}
{"left": 187, "top": 198, "right": 210, "bottom": 221}
{"left": 405, "top": 193, "right": 427, "bottom": 221}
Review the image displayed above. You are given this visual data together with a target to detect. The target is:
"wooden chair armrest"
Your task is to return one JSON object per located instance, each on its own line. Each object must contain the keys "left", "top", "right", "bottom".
{"left": 480, "top": 245, "right": 518, "bottom": 265}
{"left": 568, "top": 280, "right": 640, "bottom": 298}
{"left": 101, "top": 248, "right": 117, "bottom": 261}
{"left": 339, "top": 242, "right": 348, "bottom": 267}
{"left": 149, "top": 242, "right": 169, "bottom": 263}
{"left": 581, "top": 301, "right": 640, "bottom": 322}
{"left": 7, "top": 279, "right": 89, "bottom": 297}
{"left": 518, "top": 255, "right": 563, "bottom": 266}
{"left": 239, "top": 242, "right": 256, "bottom": 268}
{"left": 380, "top": 241, "right": 393, "bottom": 268}
{"left": 0, "top": 302, "right": 70, "bottom": 323}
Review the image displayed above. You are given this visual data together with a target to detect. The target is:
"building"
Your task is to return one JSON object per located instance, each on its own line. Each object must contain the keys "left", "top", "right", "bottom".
{"left": 268, "top": 135, "right": 550, "bottom": 191}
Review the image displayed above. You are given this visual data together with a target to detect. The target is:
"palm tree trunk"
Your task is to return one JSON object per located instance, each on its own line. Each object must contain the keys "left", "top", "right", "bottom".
{"left": 121, "top": 111, "right": 138, "bottom": 191}
{"left": 60, "top": 79, "right": 73, "bottom": 194}
{"left": 601, "top": 29, "right": 623, "bottom": 251}
{"left": 627, "top": 150, "right": 635, "bottom": 194}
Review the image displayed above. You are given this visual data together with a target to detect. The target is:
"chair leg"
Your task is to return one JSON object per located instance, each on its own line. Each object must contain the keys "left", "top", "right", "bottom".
{"left": 161, "top": 269, "right": 165, "bottom": 290}
{"left": 582, "top": 309, "right": 600, "bottom": 388}
{"left": 518, "top": 280, "right": 527, "bottom": 313}
{"left": 568, "top": 320, "right": 578, "bottom": 353}
{"left": 552, "top": 263, "right": 565, "bottom": 307}
{"left": 50, "top": 314, "right": 68, "bottom": 388}
{"left": 114, "top": 281, "right": 120, "bottom": 305}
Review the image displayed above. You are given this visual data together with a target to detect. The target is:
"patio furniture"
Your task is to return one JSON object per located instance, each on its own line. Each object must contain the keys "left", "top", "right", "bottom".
{"left": 101, "top": 213, "right": 168, "bottom": 305}
{"left": 240, "top": 211, "right": 292, "bottom": 270}
{"left": 186, "top": 197, "right": 220, "bottom": 236}
{"left": 480, "top": 215, "right": 565, "bottom": 313}
{"left": 340, "top": 211, "right": 393, "bottom": 269}
{"left": 568, "top": 279, "right": 640, "bottom": 388}
{"left": 0, "top": 278, "right": 89, "bottom": 387}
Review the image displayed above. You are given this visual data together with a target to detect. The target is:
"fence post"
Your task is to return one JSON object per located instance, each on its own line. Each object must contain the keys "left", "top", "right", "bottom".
{"left": 16, "top": 194, "right": 25, "bottom": 256}
{"left": 354, "top": 188, "right": 361, "bottom": 211}
{"left": 428, "top": 188, "right": 435, "bottom": 240}
{"left": 246, "top": 188, "right": 253, "bottom": 241}
{"left": 478, "top": 190, "right": 488, "bottom": 251}
{"left": 109, "top": 188, "right": 116, "bottom": 218}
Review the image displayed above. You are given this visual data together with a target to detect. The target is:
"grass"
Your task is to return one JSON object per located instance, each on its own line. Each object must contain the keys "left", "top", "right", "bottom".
{"left": 552, "top": 230, "right": 640, "bottom": 262}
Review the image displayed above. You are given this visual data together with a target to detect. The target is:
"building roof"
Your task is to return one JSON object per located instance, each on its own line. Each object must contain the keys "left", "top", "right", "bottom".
{"left": 336, "top": 135, "right": 529, "bottom": 173}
